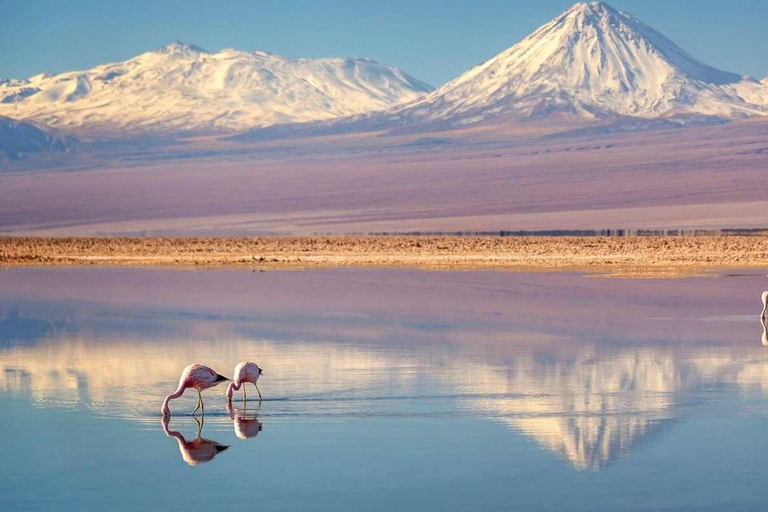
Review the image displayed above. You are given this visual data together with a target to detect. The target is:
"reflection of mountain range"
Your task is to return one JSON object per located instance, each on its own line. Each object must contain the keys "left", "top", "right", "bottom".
{"left": 2, "top": 335, "right": 767, "bottom": 470}
{"left": 3, "top": 267, "right": 768, "bottom": 470}
{"left": 0, "top": 337, "right": 420, "bottom": 413}
{"left": 454, "top": 346, "right": 768, "bottom": 470}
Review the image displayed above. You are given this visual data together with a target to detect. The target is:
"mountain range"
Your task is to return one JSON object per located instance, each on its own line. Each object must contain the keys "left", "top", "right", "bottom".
{"left": 238, "top": 2, "right": 768, "bottom": 140}
{"left": 1, "top": 2, "right": 767, "bottom": 145}
{"left": 0, "top": 42, "right": 431, "bottom": 138}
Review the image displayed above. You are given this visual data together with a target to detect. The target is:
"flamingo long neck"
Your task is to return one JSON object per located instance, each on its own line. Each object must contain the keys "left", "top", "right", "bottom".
{"left": 226, "top": 381, "right": 242, "bottom": 399}
{"left": 162, "top": 384, "right": 186, "bottom": 414}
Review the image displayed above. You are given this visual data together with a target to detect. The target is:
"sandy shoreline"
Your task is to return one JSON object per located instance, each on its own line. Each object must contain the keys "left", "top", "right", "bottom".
{"left": 2, "top": 236, "right": 768, "bottom": 277}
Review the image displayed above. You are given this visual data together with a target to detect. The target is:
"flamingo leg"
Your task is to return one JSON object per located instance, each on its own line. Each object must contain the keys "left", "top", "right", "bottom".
{"left": 243, "top": 386, "right": 247, "bottom": 402}
{"left": 192, "top": 390, "right": 202, "bottom": 415}
{"left": 200, "top": 391, "right": 205, "bottom": 416}
{"left": 256, "top": 383, "right": 263, "bottom": 401}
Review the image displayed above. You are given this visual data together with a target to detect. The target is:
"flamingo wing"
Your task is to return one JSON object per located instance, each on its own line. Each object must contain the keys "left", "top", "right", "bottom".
{"left": 186, "top": 364, "right": 227, "bottom": 389}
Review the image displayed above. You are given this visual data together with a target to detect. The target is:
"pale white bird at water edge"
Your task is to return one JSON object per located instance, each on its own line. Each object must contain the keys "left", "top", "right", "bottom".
{"left": 162, "top": 364, "right": 230, "bottom": 416}
{"left": 227, "top": 361, "right": 264, "bottom": 402}
{"left": 761, "top": 291, "right": 768, "bottom": 347}
{"left": 761, "top": 291, "right": 768, "bottom": 321}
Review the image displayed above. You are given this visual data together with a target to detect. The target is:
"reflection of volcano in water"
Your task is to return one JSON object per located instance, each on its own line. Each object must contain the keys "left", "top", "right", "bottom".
{"left": 464, "top": 350, "right": 675, "bottom": 471}
{"left": 451, "top": 347, "right": 768, "bottom": 470}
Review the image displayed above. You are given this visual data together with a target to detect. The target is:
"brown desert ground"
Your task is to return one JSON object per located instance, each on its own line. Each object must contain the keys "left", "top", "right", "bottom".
{"left": 2, "top": 236, "right": 767, "bottom": 277}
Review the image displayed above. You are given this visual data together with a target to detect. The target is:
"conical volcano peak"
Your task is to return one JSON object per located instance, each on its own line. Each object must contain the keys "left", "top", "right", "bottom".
{"left": 545, "top": 2, "right": 646, "bottom": 44}
{"left": 563, "top": 1, "right": 619, "bottom": 17}
{"left": 552, "top": 1, "right": 628, "bottom": 30}
{"left": 373, "top": 1, "right": 768, "bottom": 130}
{"left": 541, "top": 3, "right": 742, "bottom": 86}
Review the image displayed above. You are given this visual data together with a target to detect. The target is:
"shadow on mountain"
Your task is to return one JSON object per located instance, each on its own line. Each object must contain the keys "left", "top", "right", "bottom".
{"left": 0, "top": 116, "right": 77, "bottom": 162}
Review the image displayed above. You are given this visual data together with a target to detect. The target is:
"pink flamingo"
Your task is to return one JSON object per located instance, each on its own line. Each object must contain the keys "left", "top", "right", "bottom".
{"left": 161, "top": 416, "right": 229, "bottom": 466}
{"left": 226, "top": 361, "right": 264, "bottom": 402}
{"left": 161, "top": 364, "right": 230, "bottom": 416}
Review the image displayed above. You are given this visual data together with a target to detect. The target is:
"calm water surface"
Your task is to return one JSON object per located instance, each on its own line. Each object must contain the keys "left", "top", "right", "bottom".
{"left": 1, "top": 267, "right": 767, "bottom": 511}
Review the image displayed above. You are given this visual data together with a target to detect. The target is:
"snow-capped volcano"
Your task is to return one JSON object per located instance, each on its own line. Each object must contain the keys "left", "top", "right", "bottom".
{"left": 383, "top": 2, "right": 768, "bottom": 127}
{"left": 0, "top": 43, "right": 432, "bottom": 137}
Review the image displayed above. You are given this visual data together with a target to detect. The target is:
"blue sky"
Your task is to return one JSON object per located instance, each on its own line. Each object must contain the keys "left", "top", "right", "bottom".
{"left": 2, "top": 0, "right": 766, "bottom": 86}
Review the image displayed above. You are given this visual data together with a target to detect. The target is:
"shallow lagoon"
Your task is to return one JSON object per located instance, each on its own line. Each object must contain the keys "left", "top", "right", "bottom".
{"left": 1, "top": 267, "right": 767, "bottom": 511}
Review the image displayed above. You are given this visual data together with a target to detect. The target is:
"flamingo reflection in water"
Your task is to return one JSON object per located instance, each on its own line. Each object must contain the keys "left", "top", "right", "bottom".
{"left": 161, "top": 415, "right": 230, "bottom": 466}
{"left": 227, "top": 401, "right": 263, "bottom": 440}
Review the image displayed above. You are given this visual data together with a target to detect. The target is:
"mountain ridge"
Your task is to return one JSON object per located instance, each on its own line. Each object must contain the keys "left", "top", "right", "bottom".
{"left": 235, "top": 1, "right": 768, "bottom": 142}
{"left": 0, "top": 42, "right": 432, "bottom": 138}
{"left": 3, "top": 4, "right": 767, "bottom": 143}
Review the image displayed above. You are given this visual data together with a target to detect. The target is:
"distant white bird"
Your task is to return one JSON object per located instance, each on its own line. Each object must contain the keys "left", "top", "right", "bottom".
{"left": 762, "top": 291, "right": 768, "bottom": 321}
{"left": 761, "top": 291, "right": 768, "bottom": 347}
{"left": 226, "top": 362, "right": 263, "bottom": 402}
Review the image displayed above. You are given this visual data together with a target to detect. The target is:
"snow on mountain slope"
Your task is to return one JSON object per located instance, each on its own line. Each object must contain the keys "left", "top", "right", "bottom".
{"left": 0, "top": 116, "right": 77, "bottom": 161}
{"left": 377, "top": 2, "right": 768, "bottom": 128}
{"left": 0, "top": 43, "right": 432, "bottom": 137}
